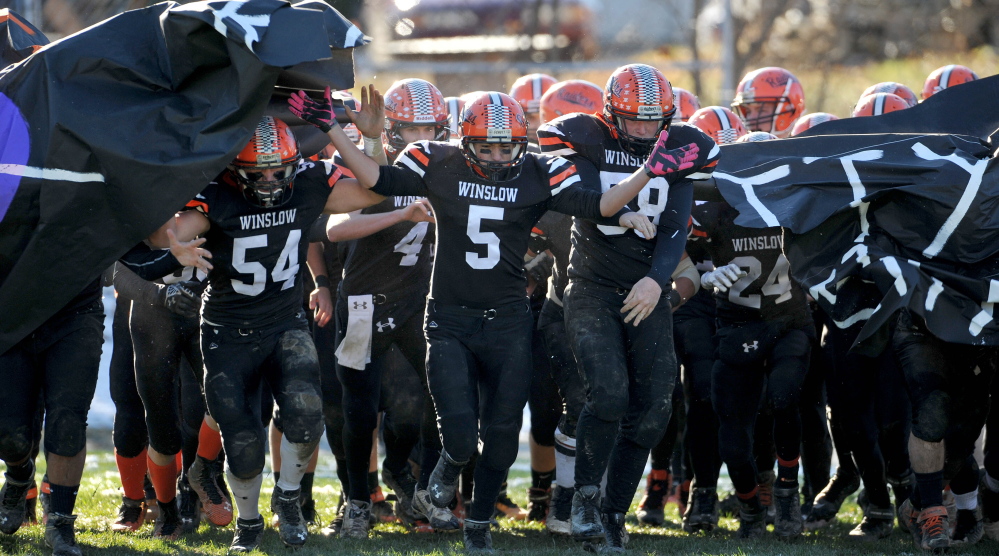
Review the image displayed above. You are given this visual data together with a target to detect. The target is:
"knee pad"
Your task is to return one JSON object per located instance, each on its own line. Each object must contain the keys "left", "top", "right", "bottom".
{"left": 626, "top": 398, "right": 673, "bottom": 449}
{"left": 223, "top": 429, "right": 266, "bottom": 480}
{"left": 479, "top": 423, "right": 521, "bottom": 471}
{"left": 0, "top": 425, "right": 33, "bottom": 463}
{"left": 44, "top": 407, "right": 88, "bottom": 457}
{"left": 278, "top": 380, "right": 324, "bottom": 444}
{"left": 586, "top": 389, "right": 628, "bottom": 423}
{"left": 913, "top": 390, "right": 950, "bottom": 443}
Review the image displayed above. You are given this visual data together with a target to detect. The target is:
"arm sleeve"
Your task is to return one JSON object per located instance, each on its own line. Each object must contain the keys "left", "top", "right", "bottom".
{"left": 112, "top": 262, "right": 164, "bottom": 305}
{"left": 545, "top": 155, "right": 623, "bottom": 226}
{"left": 646, "top": 181, "right": 694, "bottom": 289}
{"left": 118, "top": 242, "right": 183, "bottom": 280}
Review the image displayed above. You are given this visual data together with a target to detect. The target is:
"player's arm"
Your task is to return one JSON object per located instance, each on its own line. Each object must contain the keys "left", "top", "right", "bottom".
{"left": 668, "top": 252, "right": 700, "bottom": 310}
{"left": 544, "top": 157, "right": 656, "bottom": 238}
{"left": 322, "top": 177, "right": 386, "bottom": 214}
{"left": 306, "top": 242, "right": 333, "bottom": 327}
{"left": 620, "top": 181, "right": 693, "bottom": 326}
{"left": 118, "top": 242, "right": 183, "bottom": 280}
{"left": 326, "top": 199, "right": 434, "bottom": 242}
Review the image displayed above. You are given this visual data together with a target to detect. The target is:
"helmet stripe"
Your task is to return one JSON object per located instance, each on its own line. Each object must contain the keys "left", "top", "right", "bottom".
{"left": 874, "top": 93, "right": 886, "bottom": 115}
{"left": 941, "top": 65, "right": 954, "bottom": 89}
{"left": 532, "top": 76, "right": 543, "bottom": 100}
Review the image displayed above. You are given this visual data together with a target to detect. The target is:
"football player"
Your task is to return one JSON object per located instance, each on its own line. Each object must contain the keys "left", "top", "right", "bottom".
{"left": 536, "top": 63, "right": 718, "bottom": 550}
{"left": 922, "top": 64, "right": 978, "bottom": 100}
{"left": 731, "top": 67, "right": 805, "bottom": 138}
{"left": 510, "top": 73, "right": 558, "bottom": 142}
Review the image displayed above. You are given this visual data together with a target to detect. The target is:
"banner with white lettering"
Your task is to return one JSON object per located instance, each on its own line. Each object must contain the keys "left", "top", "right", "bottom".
{"left": 0, "top": 0, "right": 367, "bottom": 353}
{"left": 713, "top": 132, "right": 999, "bottom": 350}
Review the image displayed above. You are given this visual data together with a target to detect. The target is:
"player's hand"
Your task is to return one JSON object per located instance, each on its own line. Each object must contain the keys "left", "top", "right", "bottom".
{"left": 643, "top": 130, "right": 699, "bottom": 179}
{"left": 700, "top": 263, "right": 747, "bottom": 292}
{"left": 160, "top": 282, "right": 201, "bottom": 318}
{"left": 618, "top": 212, "right": 657, "bottom": 239}
{"left": 621, "top": 277, "right": 662, "bottom": 326}
{"left": 289, "top": 87, "right": 336, "bottom": 133}
{"left": 402, "top": 198, "right": 435, "bottom": 223}
{"left": 351, "top": 84, "right": 385, "bottom": 140}
{"left": 310, "top": 285, "right": 333, "bottom": 327}
{"left": 167, "top": 229, "right": 212, "bottom": 273}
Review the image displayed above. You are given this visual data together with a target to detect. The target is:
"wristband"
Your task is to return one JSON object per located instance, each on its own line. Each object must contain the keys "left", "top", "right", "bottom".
{"left": 314, "top": 275, "right": 332, "bottom": 289}
{"left": 667, "top": 289, "right": 683, "bottom": 308}
{"left": 363, "top": 135, "right": 384, "bottom": 157}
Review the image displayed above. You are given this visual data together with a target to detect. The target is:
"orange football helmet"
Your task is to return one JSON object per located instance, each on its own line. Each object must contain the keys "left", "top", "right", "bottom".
{"left": 604, "top": 64, "right": 675, "bottom": 156}
{"left": 861, "top": 82, "right": 917, "bottom": 108}
{"left": 790, "top": 112, "right": 840, "bottom": 136}
{"left": 687, "top": 106, "right": 747, "bottom": 145}
{"left": 731, "top": 67, "right": 805, "bottom": 137}
{"left": 539, "top": 79, "right": 603, "bottom": 124}
{"left": 460, "top": 92, "right": 529, "bottom": 182}
{"left": 230, "top": 116, "right": 301, "bottom": 208}
{"left": 852, "top": 92, "right": 910, "bottom": 117}
{"left": 672, "top": 87, "right": 701, "bottom": 123}
{"left": 383, "top": 78, "right": 450, "bottom": 151}
{"left": 737, "top": 131, "right": 778, "bottom": 142}
{"left": 922, "top": 64, "right": 978, "bottom": 100}
{"left": 509, "top": 73, "right": 558, "bottom": 115}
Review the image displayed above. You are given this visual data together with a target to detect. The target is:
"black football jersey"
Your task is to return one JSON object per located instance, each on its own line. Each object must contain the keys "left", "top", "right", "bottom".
{"left": 692, "top": 201, "right": 811, "bottom": 326}
{"left": 187, "top": 159, "right": 342, "bottom": 328}
{"left": 370, "top": 140, "right": 615, "bottom": 309}
{"left": 537, "top": 113, "right": 720, "bottom": 290}
{"left": 674, "top": 205, "right": 716, "bottom": 322}
{"left": 532, "top": 210, "right": 572, "bottom": 301}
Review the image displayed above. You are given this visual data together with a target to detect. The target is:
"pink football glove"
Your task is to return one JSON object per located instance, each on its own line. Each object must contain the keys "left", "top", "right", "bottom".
{"left": 288, "top": 86, "right": 335, "bottom": 133}
{"left": 643, "top": 130, "right": 700, "bottom": 179}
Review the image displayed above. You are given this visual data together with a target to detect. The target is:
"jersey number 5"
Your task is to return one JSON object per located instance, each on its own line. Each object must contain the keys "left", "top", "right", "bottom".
{"left": 231, "top": 230, "right": 301, "bottom": 296}
{"left": 466, "top": 205, "right": 504, "bottom": 269}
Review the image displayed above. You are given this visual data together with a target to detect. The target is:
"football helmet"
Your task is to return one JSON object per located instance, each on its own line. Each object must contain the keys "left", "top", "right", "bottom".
{"left": 736, "top": 131, "right": 778, "bottom": 142}
{"left": 861, "top": 82, "right": 917, "bottom": 108}
{"left": 789, "top": 112, "right": 839, "bottom": 136}
{"left": 384, "top": 78, "right": 450, "bottom": 151}
{"left": 603, "top": 63, "right": 676, "bottom": 156}
{"left": 444, "top": 96, "right": 466, "bottom": 137}
{"left": 687, "top": 106, "right": 747, "bottom": 145}
{"left": 672, "top": 87, "right": 701, "bottom": 123}
{"left": 539, "top": 79, "right": 603, "bottom": 124}
{"left": 731, "top": 67, "right": 805, "bottom": 137}
{"left": 509, "top": 73, "right": 558, "bottom": 115}
{"left": 230, "top": 116, "right": 301, "bottom": 208}
{"left": 852, "top": 92, "right": 910, "bottom": 117}
{"left": 922, "top": 64, "right": 978, "bottom": 100}
{"left": 460, "top": 92, "right": 529, "bottom": 182}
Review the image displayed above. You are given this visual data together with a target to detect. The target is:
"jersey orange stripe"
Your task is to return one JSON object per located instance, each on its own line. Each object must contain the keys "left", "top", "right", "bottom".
{"left": 186, "top": 199, "right": 209, "bottom": 214}
{"left": 409, "top": 148, "right": 430, "bottom": 166}
{"left": 326, "top": 167, "right": 343, "bottom": 188}
{"left": 549, "top": 167, "right": 576, "bottom": 186}
{"left": 539, "top": 136, "right": 571, "bottom": 148}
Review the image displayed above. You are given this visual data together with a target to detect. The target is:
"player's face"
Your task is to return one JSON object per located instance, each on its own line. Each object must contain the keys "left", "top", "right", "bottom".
{"left": 471, "top": 142, "right": 517, "bottom": 162}
{"left": 621, "top": 118, "right": 662, "bottom": 139}
{"left": 398, "top": 125, "right": 440, "bottom": 144}
{"left": 738, "top": 102, "right": 777, "bottom": 131}
{"left": 241, "top": 166, "right": 293, "bottom": 183}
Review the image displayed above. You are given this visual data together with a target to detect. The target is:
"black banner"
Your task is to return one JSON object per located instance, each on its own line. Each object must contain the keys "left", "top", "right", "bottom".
{"left": 0, "top": 0, "right": 368, "bottom": 354}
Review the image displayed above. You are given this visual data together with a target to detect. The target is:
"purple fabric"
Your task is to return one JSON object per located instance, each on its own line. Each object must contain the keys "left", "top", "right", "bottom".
{"left": 0, "top": 92, "right": 29, "bottom": 221}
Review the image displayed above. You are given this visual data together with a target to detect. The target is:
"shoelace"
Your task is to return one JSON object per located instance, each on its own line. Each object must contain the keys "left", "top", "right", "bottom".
{"left": 922, "top": 511, "right": 947, "bottom": 538}
{"left": 277, "top": 495, "right": 302, "bottom": 527}
{"left": 235, "top": 524, "right": 262, "bottom": 546}
{"left": 118, "top": 503, "right": 143, "bottom": 523}
{"left": 758, "top": 486, "right": 773, "bottom": 507}
{"left": 197, "top": 466, "right": 223, "bottom": 504}
{"left": 466, "top": 526, "right": 489, "bottom": 547}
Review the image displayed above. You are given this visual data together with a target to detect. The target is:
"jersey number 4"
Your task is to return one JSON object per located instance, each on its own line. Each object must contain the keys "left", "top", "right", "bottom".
{"left": 728, "top": 254, "right": 792, "bottom": 309}
{"left": 231, "top": 230, "right": 300, "bottom": 296}
{"left": 393, "top": 222, "right": 429, "bottom": 266}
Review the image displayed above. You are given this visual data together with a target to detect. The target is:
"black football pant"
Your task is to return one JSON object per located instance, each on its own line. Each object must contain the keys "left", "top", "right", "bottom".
{"left": 424, "top": 299, "right": 534, "bottom": 522}
{"left": 528, "top": 303, "right": 561, "bottom": 449}
{"left": 712, "top": 320, "right": 812, "bottom": 495}
{"left": 986, "top": 370, "right": 999, "bottom": 481}
{"left": 564, "top": 280, "right": 677, "bottom": 514}
{"left": 893, "top": 310, "right": 995, "bottom": 486}
{"left": 314, "top": 311, "right": 350, "bottom": 491}
{"left": 798, "top": 312, "right": 832, "bottom": 502}
{"left": 202, "top": 315, "right": 324, "bottom": 480}
{"left": 131, "top": 301, "right": 205, "bottom": 459}
{"left": 0, "top": 296, "right": 103, "bottom": 462}
{"left": 110, "top": 300, "right": 147, "bottom": 458}
{"left": 825, "top": 318, "right": 911, "bottom": 509}
{"left": 676, "top": 315, "right": 720, "bottom": 488}
{"left": 335, "top": 295, "right": 434, "bottom": 503}
{"left": 537, "top": 299, "right": 585, "bottom": 439}
{"left": 649, "top": 378, "right": 684, "bottom": 473}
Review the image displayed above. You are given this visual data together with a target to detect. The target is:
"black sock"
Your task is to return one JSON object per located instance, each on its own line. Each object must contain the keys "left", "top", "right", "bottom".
{"left": 532, "top": 468, "right": 555, "bottom": 491}
{"left": 49, "top": 483, "right": 79, "bottom": 516}
{"left": 5, "top": 459, "right": 33, "bottom": 482}
{"left": 914, "top": 471, "right": 944, "bottom": 509}
{"left": 300, "top": 472, "right": 315, "bottom": 500}
{"left": 367, "top": 471, "right": 379, "bottom": 495}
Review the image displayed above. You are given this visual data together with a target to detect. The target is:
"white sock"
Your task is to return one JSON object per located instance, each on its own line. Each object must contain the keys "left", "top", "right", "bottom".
{"left": 225, "top": 466, "right": 263, "bottom": 520}
{"left": 986, "top": 472, "right": 999, "bottom": 492}
{"left": 276, "top": 436, "right": 318, "bottom": 492}
{"left": 554, "top": 427, "right": 576, "bottom": 489}
{"left": 954, "top": 489, "right": 979, "bottom": 511}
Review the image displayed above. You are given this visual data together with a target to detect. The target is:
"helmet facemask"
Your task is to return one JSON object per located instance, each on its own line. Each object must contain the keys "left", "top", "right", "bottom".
{"left": 232, "top": 159, "right": 299, "bottom": 208}
{"left": 605, "top": 105, "right": 675, "bottom": 158}
{"left": 461, "top": 136, "right": 529, "bottom": 183}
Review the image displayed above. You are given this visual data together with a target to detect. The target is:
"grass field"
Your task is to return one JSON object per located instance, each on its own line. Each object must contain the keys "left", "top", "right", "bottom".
{"left": 2, "top": 450, "right": 997, "bottom": 555}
